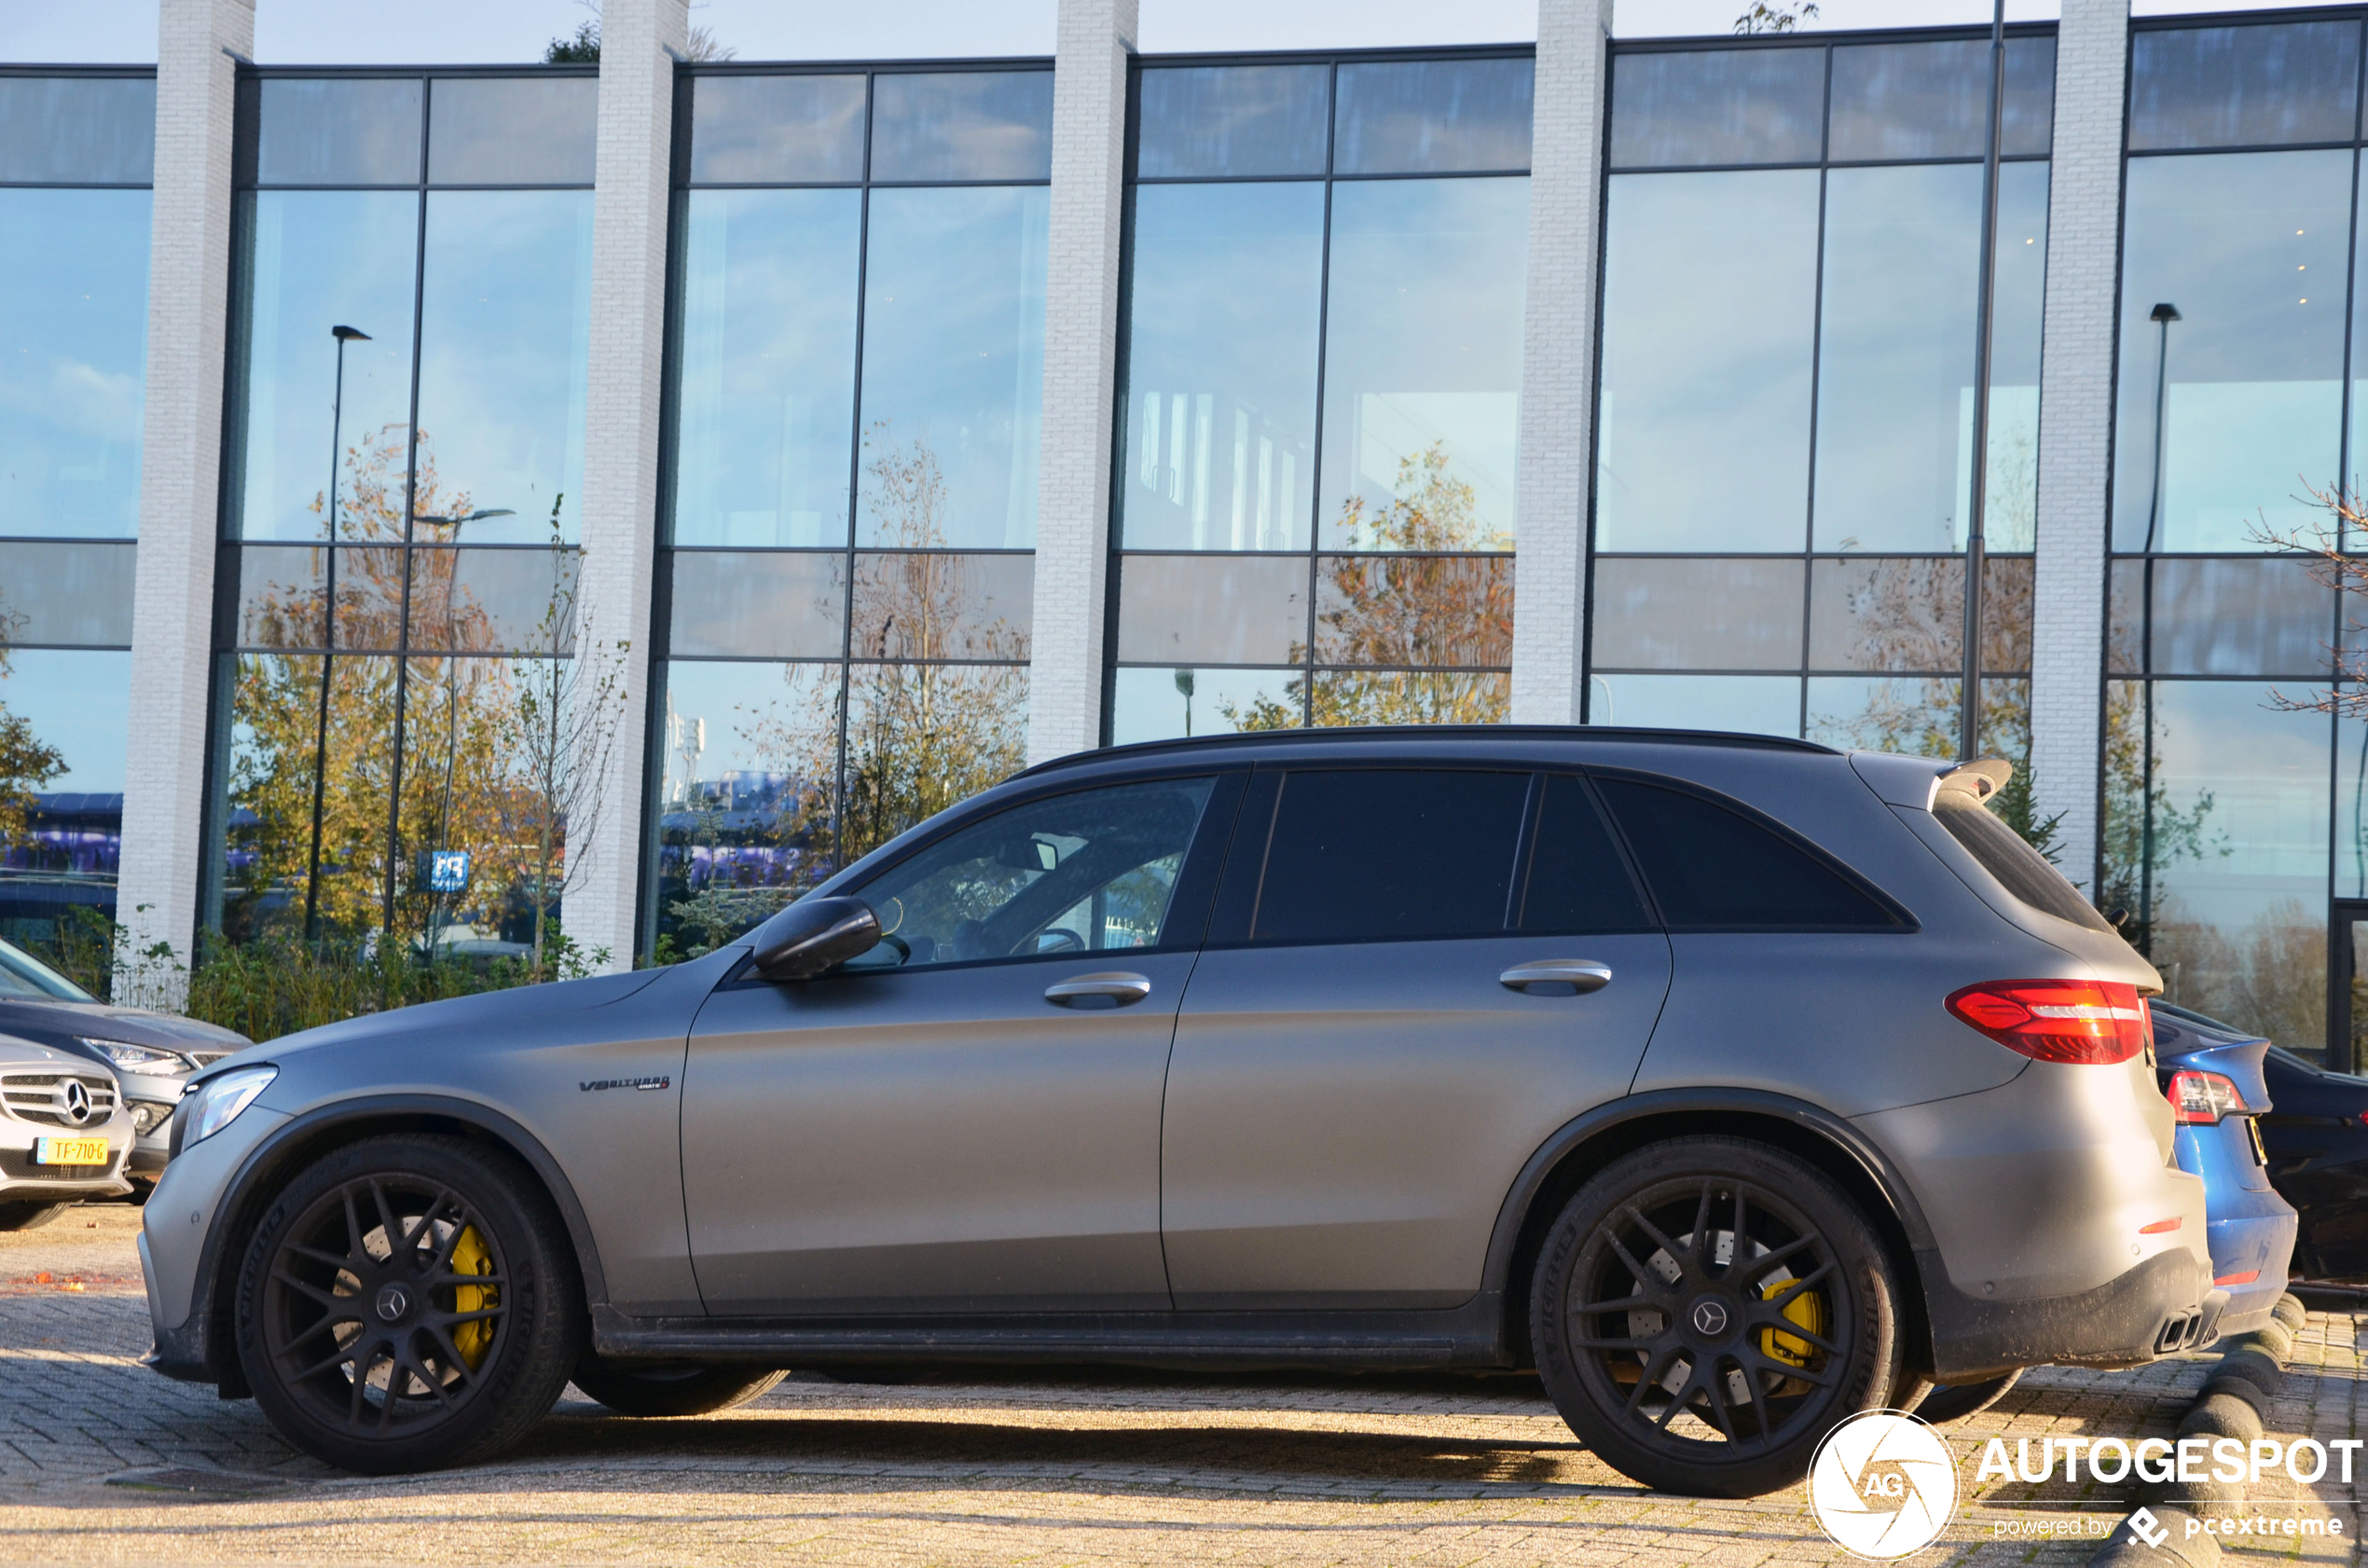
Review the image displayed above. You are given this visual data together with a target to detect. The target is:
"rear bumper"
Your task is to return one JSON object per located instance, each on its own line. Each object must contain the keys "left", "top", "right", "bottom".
{"left": 2205, "top": 1204, "right": 2297, "bottom": 1339}
{"left": 1923, "top": 1246, "right": 2216, "bottom": 1382}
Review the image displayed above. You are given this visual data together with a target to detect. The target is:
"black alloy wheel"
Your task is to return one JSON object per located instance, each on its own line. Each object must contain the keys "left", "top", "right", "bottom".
{"left": 571, "top": 1358, "right": 787, "bottom": 1418}
{"left": 1532, "top": 1136, "right": 1902, "bottom": 1497}
{"left": 236, "top": 1135, "right": 582, "bottom": 1473}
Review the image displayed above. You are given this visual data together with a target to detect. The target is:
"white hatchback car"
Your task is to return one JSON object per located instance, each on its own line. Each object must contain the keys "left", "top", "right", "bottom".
{"left": 0, "top": 1035, "right": 133, "bottom": 1229}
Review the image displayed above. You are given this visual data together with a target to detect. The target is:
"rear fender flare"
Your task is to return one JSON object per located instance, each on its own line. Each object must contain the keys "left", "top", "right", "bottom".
{"left": 1484, "top": 1088, "right": 1940, "bottom": 1356}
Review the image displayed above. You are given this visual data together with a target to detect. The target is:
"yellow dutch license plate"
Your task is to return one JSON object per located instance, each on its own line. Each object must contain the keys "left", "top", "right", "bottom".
{"left": 33, "top": 1136, "right": 108, "bottom": 1166}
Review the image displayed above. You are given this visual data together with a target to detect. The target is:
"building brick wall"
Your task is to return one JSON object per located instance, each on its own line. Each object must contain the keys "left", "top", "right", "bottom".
{"left": 116, "top": 0, "right": 252, "bottom": 999}
{"left": 2030, "top": 0, "right": 2128, "bottom": 891}
{"left": 567, "top": 0, "right": 687, "bottom": 970}
{"left": 1026, "top": 0, "right": 1136, "bottom": 767}
{"left": 1509, "top": 0, "right": 1612, "bottom": 727}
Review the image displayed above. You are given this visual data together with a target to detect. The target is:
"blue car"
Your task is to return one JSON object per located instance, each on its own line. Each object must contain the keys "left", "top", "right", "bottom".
{"left": 2148, "top": 1000, "right": 2297, "bottom": 1338}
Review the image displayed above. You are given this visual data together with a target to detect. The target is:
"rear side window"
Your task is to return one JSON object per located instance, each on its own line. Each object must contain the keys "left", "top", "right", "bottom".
{"left": 1932, "top": 788, "right": 2115, "bottom": 934}
{"left": 1594, "top": 776, "right": 1902, "bottom": 930}
{"left": 1520, "top": 775, "right": 1652, "bottom": 932}
{"left": 1254, "top": 768, "right": 1530, "bottom": 942}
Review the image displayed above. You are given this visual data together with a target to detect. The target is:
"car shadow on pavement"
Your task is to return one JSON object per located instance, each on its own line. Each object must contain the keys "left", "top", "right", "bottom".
{"left": 492, "top": 1409, "right": 1613, "bottom": 1497}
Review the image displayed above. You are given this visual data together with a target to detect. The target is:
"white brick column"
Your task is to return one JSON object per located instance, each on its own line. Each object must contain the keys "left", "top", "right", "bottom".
{"left": 1510, "top": 0, "right": 1613, "bottom": 727}
{"left": 2029, "top": 0, "right": 2127, "bottom": 891}
{"left": 567, "top": 0, "right": 685, "bottom": 970}
{"left": 1025, "top": 0, "right": 1136, "bottom": 767}
{"left": 117, "top": 0, "right": 252, "bottom": 997}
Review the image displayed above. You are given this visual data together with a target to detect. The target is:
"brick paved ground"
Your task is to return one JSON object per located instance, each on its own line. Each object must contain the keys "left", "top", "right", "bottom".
{"left": 0, "top": 1206, "right": 2360, "bottom": 1565}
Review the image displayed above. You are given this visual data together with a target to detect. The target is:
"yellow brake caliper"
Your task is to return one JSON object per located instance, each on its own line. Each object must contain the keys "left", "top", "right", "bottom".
{"left": 1760, "top": 1277, "right": 1825, "bottom": 1370}
{"left": 449, "top": 1225, "right": 499, "bottom": 1369}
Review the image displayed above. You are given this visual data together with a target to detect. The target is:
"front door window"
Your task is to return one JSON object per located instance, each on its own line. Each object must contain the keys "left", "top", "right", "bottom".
{"left": 845, "top": 777, "right": 1216, "bottom": 970}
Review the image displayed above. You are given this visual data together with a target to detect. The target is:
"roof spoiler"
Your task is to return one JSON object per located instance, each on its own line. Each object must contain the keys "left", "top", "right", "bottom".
{"left": 1935, "top": 758, "right": 2013, "bottom": 802}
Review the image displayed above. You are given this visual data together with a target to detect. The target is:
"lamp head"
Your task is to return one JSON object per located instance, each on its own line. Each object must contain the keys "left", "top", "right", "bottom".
{"left": 331, "top": 324, "right": 372, "bottom": 341}
{"left": 2149, "top": 303, "right": 2182, "bottom": 323}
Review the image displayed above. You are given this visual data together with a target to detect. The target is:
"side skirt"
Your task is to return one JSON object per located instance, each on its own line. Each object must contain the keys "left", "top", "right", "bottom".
{"left": 589, "top": 1295, "right": 1512, "bottom": 1374}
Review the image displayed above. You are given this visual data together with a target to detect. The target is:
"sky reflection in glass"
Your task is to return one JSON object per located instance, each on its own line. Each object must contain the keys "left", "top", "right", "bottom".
{"left": 856, "top": 186, "right": 1048, "bottom": 550}
{"left": 0, "top": 189, "right": 149, "bottom": 540}
{"left": 1120, "top": 182, "right": 1323, "bottom": 552}
{"left": 1597, "top": 169, "right": 1820, "bottom": 552}
{"left": 1319, "top": 177, "right": 1527, "bottom": 551}
{"left": 232, "top": 191, "right": 420, "bottom": 543}
{"left": 2114, "top": 150, "right": 2350, "bottom": 553}
{"left": 415, "top": 190, "right": 592, "bottom": 544}
{"left": 672, "top": 189, "right": 860, "bottom": 548}
{"left": 1810, "top": 162, "right": 2047, "bottom": 553}
{"left": 0, "top": 651, "right": 128, "bottom": 793}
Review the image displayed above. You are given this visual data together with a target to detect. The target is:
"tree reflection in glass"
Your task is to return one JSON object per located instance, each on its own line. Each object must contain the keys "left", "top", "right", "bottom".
{"left": 657, "top": 438, "right": 1030, "bottom": 958}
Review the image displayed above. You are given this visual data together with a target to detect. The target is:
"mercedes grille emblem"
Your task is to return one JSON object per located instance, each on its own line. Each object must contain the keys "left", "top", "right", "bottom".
{"left": 61, "top": 1079, "right": 90, "bottom": 1126}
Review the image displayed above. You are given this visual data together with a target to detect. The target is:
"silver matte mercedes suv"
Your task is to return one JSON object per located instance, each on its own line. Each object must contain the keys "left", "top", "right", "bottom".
{"left": 141, "top": 729, "right": 2211, "bottom": 1496}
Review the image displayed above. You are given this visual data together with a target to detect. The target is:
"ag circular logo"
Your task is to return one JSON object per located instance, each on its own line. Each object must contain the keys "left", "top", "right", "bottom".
{"left": 1689, "top": 1299, "right": 1730, "bottom": 1336}
{"left": 1808, "top": 1409, "right": 1958, "bottom": 1560}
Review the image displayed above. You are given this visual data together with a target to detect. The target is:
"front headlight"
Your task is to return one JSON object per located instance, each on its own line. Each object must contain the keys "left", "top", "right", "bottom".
{"left": 182, "top": 1066, "right": 276, "bottom": 1146}
{"left": 79, "top": 1038, "right": 191, "bottom": 1074}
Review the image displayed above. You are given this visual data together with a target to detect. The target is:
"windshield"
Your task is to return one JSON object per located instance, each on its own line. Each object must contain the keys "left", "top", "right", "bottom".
{"left": 0, "top": 937, "right": 95, "bottom": 1001}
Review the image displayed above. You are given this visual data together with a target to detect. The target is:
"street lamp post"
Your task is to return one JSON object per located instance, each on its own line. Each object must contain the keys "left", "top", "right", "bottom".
{"left": 1958, "top": 0, "right": 2008, "bottom": 763}
{"left": 302, "top": 324, "right": 370, "bottom": 942}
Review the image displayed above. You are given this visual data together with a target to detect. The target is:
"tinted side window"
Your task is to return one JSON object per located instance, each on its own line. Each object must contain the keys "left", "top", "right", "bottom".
{"left": 1521, "top": 775, "right": 1652, "bottom": 932}
{"left": 848, "top": 777, "right": 1217, "bottom": 970}
{"left": 1593, "top": 777, "right": 1900, "bottom": 929}
{"left": 1253, "top": 769, "right": 1529, "bottom": 942}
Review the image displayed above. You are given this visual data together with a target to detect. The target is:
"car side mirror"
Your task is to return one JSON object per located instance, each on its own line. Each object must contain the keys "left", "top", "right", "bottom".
{"left": 749, "top": 897, "right": 882, "bottom": 982}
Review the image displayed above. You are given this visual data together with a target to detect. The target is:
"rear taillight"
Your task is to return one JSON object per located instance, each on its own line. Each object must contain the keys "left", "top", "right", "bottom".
{"left": 1945, "top": 979, "right": 2152, "bottom": 1064}
{"left": 2167, "top": 1069, "right": 2250, "bottom": 1124}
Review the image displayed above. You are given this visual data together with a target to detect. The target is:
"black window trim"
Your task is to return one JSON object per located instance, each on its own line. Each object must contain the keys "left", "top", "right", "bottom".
{"left": 1585, "top": 764, "right": 1920, "bottom": 934}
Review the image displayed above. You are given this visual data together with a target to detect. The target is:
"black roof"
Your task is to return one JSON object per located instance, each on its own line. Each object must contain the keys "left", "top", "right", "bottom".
{"left": 1013, "top": 725, "right": 1836, "bottom": 780}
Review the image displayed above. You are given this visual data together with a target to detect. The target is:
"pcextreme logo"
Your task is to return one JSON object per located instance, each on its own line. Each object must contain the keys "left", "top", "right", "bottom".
{"left": 1809, "top": 1410, "right": 1960, "bottom": 1560}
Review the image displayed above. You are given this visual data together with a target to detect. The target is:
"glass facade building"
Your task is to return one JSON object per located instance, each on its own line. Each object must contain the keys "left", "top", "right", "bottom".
{"left": 1108, "top": 54, "right": 1533, "bottom": 742}
{"left": 649, "top": 65, "right": 1052, "bottom": 958}
{"left": 1590, "top": 31, "right": 2050, "bottom": 749}
{"left": 204, "top": 70, "right": 598, "bottom": 954}
{"left": 27, "top": 3, "right": 2368, "bottom": 1065}
{"left": 2104, "top": 17, "right": 2368, "bottom": 1062}
{"left": 0, "top": 70, "right": 153, "bottom": 952}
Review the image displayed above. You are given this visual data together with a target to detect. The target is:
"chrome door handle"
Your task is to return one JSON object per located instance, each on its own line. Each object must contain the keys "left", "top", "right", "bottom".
{"left": 1500, "top": 960, "right": 1613, "bottom": 996}
{"left": 1044, "top": 971, "right": 1153, "bottom": 1010}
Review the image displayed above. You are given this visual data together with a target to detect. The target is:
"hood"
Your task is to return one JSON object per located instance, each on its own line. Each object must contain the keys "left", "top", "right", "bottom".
{"left": 252, "top": 966, "right": 670, "bottom": 1062}
{"left": 0, "top": 1031, "right": 116, "bottom": 1072}
{"left": 0, "top": 997, "right": 249, "bottom": 1052}
{"left": 2152, "top": 1010, "right": 2273, "bottom": 1116}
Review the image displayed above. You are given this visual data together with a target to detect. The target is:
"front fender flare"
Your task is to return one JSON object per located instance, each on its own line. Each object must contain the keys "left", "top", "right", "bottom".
{"left": 180, "top": 1093, "right": 611, "bottom": 1379}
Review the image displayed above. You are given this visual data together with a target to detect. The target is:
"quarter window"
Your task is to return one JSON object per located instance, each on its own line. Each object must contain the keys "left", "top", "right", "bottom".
{"left": 848, "top": 777, "right": 1217, "bottom": 970}
{"left": 1252, "top": 768, "right": 1530, "bottom": 943}
{"left": 1594, "top": 777, "right": 1900, "bottom": 930}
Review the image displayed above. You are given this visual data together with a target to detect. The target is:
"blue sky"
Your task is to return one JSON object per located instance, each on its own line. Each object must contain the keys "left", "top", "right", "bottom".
{"left": 0, "top": 0, "right": 2322, "bottom": 66}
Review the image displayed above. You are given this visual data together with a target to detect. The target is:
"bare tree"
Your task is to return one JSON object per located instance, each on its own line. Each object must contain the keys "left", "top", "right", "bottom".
{"left": 489, "top": 504, "right": 630, "bottom": 978}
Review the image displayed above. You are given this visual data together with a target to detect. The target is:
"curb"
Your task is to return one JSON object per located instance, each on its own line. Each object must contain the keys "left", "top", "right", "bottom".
{"left": 2084, "top": 1296, "right": 2303, "bottom": 1565}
